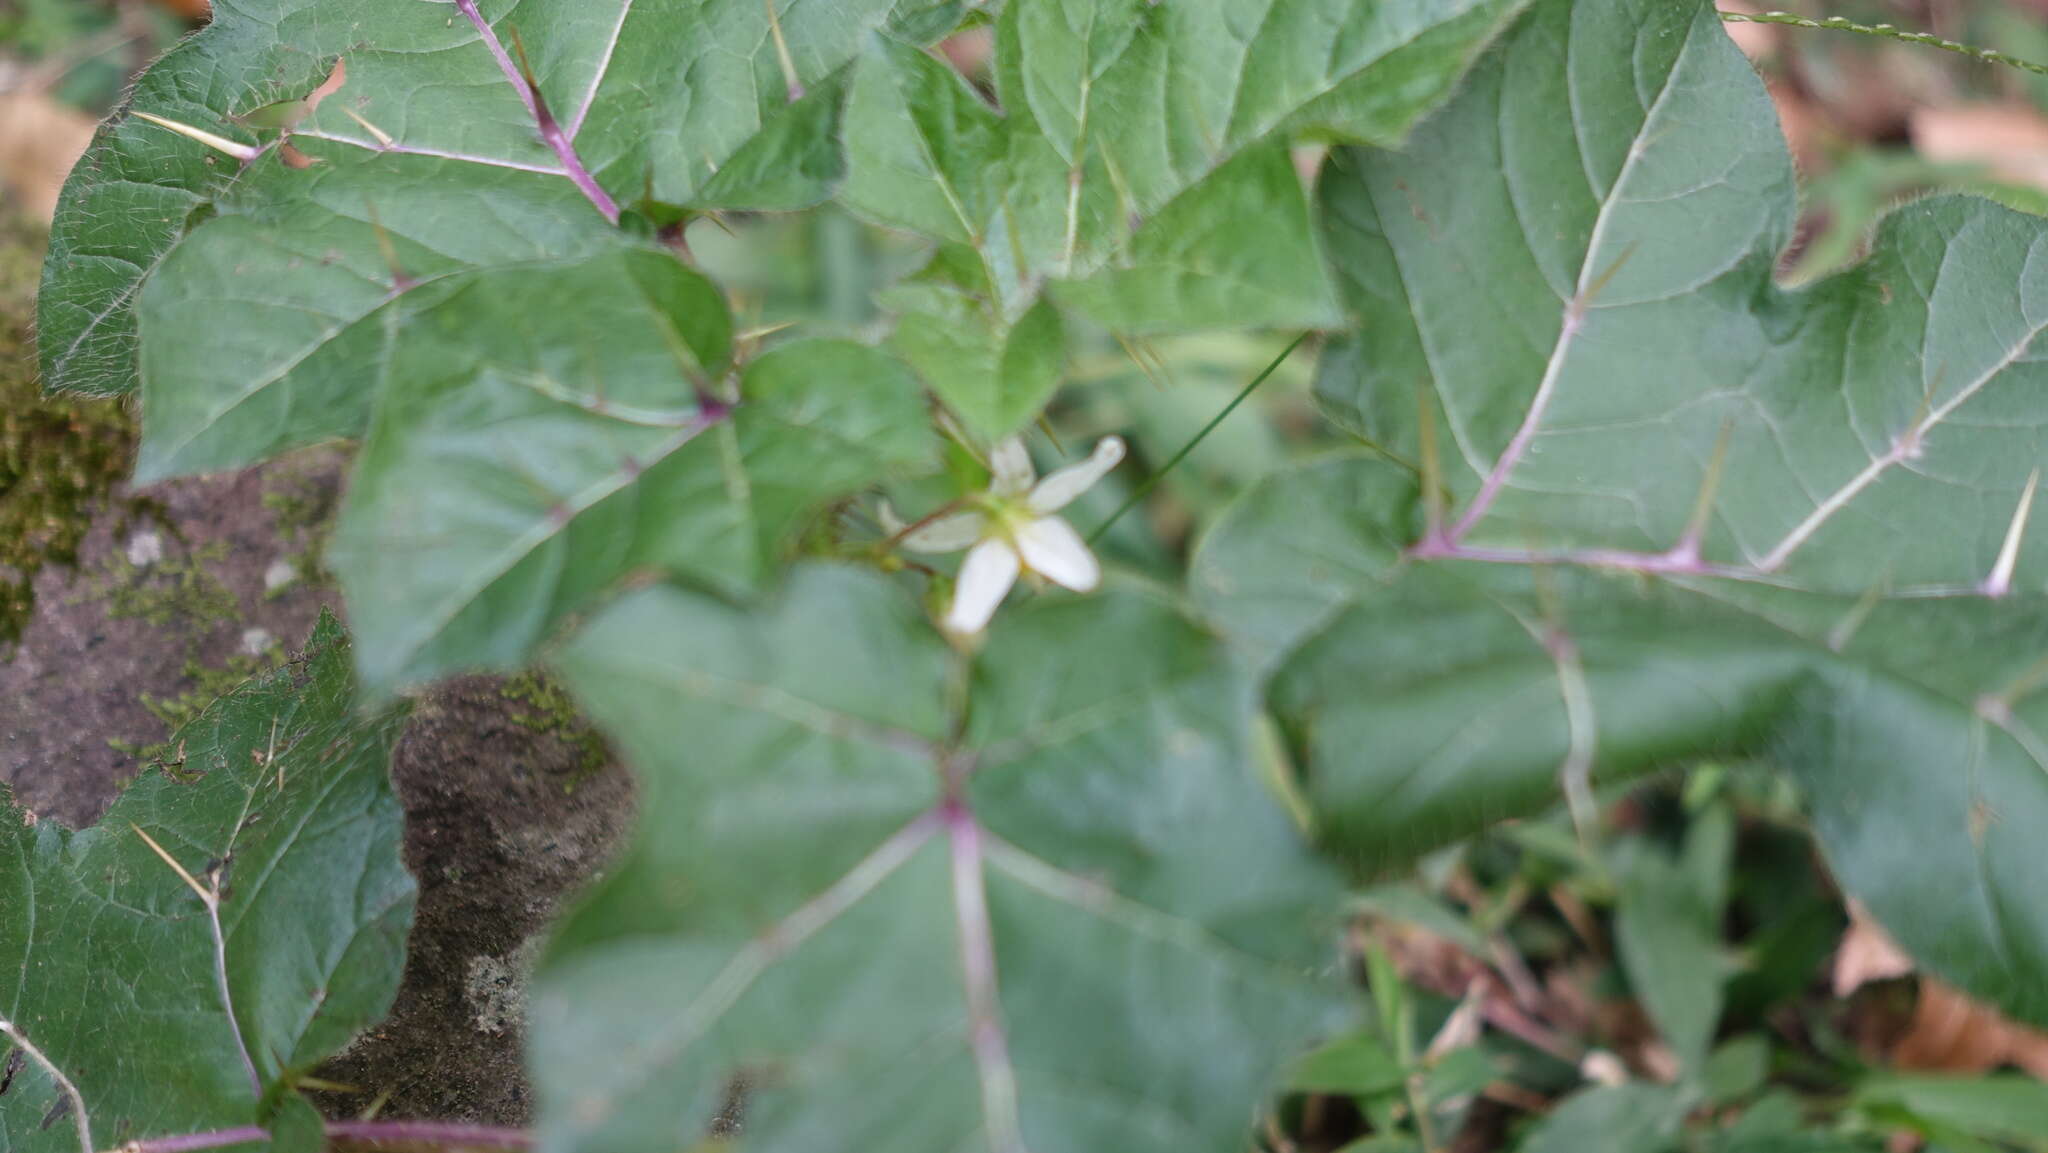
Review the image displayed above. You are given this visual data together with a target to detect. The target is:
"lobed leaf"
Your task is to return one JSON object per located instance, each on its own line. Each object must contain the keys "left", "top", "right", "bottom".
{"left": 0, "top": 613, "right": 412, "bottom": 1152}
{"left": 1201, "top": 452, "right": 2048, "bottom": 1031}
{"left": 1196, "top": 0, "right": 2048, "bottom": 1033}
{"left": 531, "top": 566, "right": 1351, "bottom": 1153}
{"left": 40, "top": 0, "right": 963, "bottom": 405}
{"left": 1314, "top": 0, "right": 2048, "bottom": 593}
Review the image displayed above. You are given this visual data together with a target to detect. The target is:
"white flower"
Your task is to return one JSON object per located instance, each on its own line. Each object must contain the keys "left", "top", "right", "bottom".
{"left": 887, "top": 435, "right": 1125, "bottom": 634}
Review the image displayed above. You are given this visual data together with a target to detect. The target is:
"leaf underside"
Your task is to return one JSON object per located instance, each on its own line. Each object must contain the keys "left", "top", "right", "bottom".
{"left": 1197, "top": 0, "right": 2048, "bottom": 1030}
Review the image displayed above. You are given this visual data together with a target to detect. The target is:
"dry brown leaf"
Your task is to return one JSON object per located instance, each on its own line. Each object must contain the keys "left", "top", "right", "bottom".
{"left": 1834, "top": 901, "right": 1915, "bottom": 997}
{"left": 0, "top": 90, "right": 95, "bottom": 224}
{"left": 938, "top": 26, "right": 991, "bottom": 78}
{"left": 1912, "top": 103, "right": 2048, "bottom": 191}
{"left": 1769, "top": 80, "right": 1827, "bottom": 178}
{"left": 1894, "top": 980, "right": 2048, "bottom": 1079}
{"left": 1836, "top": 902, "right": 2048, "bottom": 1078}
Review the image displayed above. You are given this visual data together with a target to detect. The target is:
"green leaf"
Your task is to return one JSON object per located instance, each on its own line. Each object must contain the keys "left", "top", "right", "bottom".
{"left": 1514, "top": 1085, "right": 1685, "bottom": 1153}
{"left": 842, "top": 36, "right": 1015, "bottom": 252}
{"left": 1049, "top": 142, "right": 1343, "bottom": 334}
{"left": 1315, "top": 0, "right": 2048, "bottom": 595}
{"left": 1613, "top": 804, "right": 1734, "bottom": 1073}
{"left": 1197, "top": 456, "right": 2048, "bottom": 1027}
{"left": 1288, "top": 1033, "right": 1407, "bottom": 1096}
{"left": 563, "top": 1, "right": 966, "bottom": 208}
{"left": 887, "top": 284, "right": 1068, "bottom": 440}
{"left": 130, "top": 159, "right": 624, "bottom": 482}
{"left": 326, "top": 257, "right": 932, "bottom": 691}
{"left": 1708, "top": 1090, "right": 1883, "bottom": 1153}
{"left": 1856, "top": 1074, "right": 2048, "bottom": 1145}
{"left": 1187, "top": 450, "right": 1416, "bottom": 676}
{"left": 1351, "top": 883, "right": 1491, "bottom": 957}
{"left": 40, "top": 0, "right": 963, "bottom": 401}
{"left": 1700, "top": 1036, "right": 1770, "bottom": 1106}
{"left": 0, "top": 612, "right": 412, "bottom": 1152}
{"left": 532, "top": 566, "right": 1351, "bottom": 1153}
{"left": 840, "top": 0, "right": 1526, "bottom": 436}
{"left": 1194, "top": 0, "right": 2048, "bottom": 1033}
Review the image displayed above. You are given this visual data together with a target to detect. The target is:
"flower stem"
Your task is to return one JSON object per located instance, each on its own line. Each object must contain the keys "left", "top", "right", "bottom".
{"left": 1085, "top": 332, "right": 1310, "bottom": 545}
{"left": 1719, "top": 10, "right": 2048, "bottom": 77}
{"left": 451, "top": 0, "right": 621, "bottom": 222}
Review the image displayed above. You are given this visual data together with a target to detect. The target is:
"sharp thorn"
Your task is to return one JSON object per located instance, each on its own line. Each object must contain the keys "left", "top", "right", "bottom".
{"left": 735, "top": 320, "right": 797, "bottom": 344}
{"left": 1674, "top": 415, "right": 1735, "bottom": 559}
{"left": 1418, "top": 381, "right": 1445, "bottom": 542}
{"left": 1575, "top": 240, "right": 1639, "bottom": 309}
{"left": 763, "top": 0, "right": 804, "bottom": 103}
{"left": 363, "top": 200, "right": 412, "bottom": 292}
{"left": 1985, "top": 467, "right": 2039, "bottom": 597}
{"left": 506, "top": 26, "right": 557, "bottom": 126}
{"left": 132, "top": 111, "right": 260, "bottom": 163}
{"left": 1035, "top": 414, "right": 1067, "bottom": 457}
{"left": 130, "top": 823, "right": 216, "bottom": 908}
{"left": 340, "top": 105, "right": 395, "bottom": 148}
{"left": 1112, "top": 332, "right": 1162, "bottom": 390}
{"left": 1826, "top": 577, "right": 1890, "bottom": 652}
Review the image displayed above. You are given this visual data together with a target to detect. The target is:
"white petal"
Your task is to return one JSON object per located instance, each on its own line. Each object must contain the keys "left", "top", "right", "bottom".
{"left": 1028, "top": 435, "right": 1126, "bottom": 514}
{"left": 989, "top": 437, "right": 1036, "bottom": 495}
{"left": 946, "top": 539, "right": 1021, "bottom": 633}
{"left": 897, "top": 510, "right": 988, "bottom": 554}
{"left": 1014, "top": 516, "right": 1099, "bottom": 592}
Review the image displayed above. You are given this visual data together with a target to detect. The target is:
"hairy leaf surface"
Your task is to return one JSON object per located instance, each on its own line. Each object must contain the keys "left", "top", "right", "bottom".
{"left": 532, "top": 566, "right": 1350, "bottom": 1153}
{"left": 0, "top": 614, "right": 412, "bottom": 1152}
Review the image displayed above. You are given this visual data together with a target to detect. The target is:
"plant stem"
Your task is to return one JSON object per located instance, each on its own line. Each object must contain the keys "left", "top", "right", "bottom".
{"left": 452, "top": 0, "right": 621, "bottom": 222}
{"left": 1719, "top": 10, "right": 2048, "bottom": 77}
{"left": 113, "top": 1121, "right": 533, "bottom": 1153}
{"left": 1085, "top": 332, "right": 1310, "bottom": 545}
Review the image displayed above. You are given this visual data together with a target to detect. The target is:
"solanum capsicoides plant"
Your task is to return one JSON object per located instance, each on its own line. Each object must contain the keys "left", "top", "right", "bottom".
{"left": 17, "top": 0, "right": 2048, "bottom": 1148}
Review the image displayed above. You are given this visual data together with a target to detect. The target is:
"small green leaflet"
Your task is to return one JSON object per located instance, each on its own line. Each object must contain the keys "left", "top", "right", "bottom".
{"left": 1195, "top": 0, "right": 2048, "bottom": 1032}
{"left": 0, "top": 613, "right": 412, "bottom": 1153}
{"left": 840, "top": 0, "right": 1529, "bottom": 438}
{"left": 1612, "top": 804, "right": 1734, "bottom": 1076}
{"left": 532, "top": 566, "right": 1350, "bottom": 1153}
